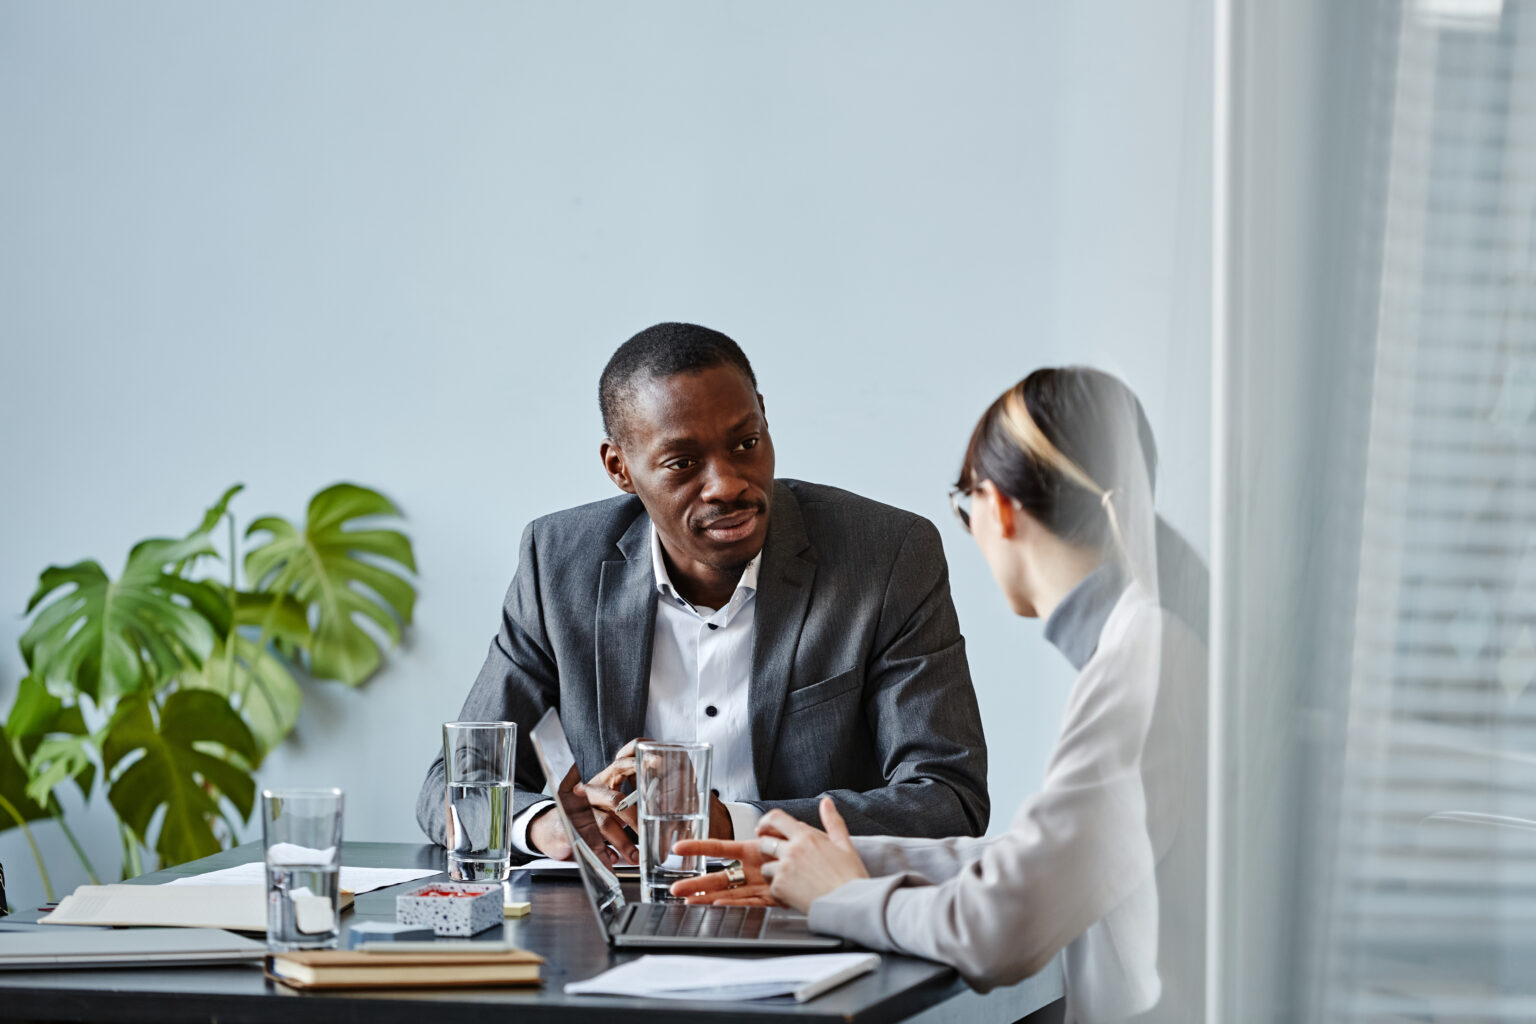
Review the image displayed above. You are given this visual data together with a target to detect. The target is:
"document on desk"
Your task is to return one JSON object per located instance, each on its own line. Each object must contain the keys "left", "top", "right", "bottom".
{"left": 165, "top": 862, "right": 438, "bottom": 895}
{"left": 40, "top": 883, "right": 345, "bottom": 933}
{"left": 564, "top": 952, "right": 880, "bottom": 1003}
{"left": 511, "top": 856, "right": 713, "bottom": 874}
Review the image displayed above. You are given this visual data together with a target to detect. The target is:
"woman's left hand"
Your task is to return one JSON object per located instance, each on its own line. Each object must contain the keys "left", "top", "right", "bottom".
{"left": 758, "top": 797, "right": 869, "bottom": 912}
{"left": 668, "top": 838, "right": 778, "bottom": 906}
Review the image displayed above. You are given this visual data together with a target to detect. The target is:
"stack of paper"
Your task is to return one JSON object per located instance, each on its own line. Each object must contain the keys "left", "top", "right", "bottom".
{"left": 565, "top": 953, "right": 880, "bottom": 1003}
{"left": 166, "top": 862, "right": 438, "bottom": 895}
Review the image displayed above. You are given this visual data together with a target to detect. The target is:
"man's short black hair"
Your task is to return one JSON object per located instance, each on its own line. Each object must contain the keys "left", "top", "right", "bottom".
{"left": 599, "top": 322, "right": 759, "bottom": 442}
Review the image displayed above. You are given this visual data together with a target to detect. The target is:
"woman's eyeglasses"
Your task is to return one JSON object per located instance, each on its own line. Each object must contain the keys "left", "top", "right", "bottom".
{"left": 948, "top": 487, "right": 972, "bottom": 533}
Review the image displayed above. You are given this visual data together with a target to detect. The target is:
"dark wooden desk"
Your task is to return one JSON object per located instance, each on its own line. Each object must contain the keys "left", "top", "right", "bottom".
{"left": 0, "top": 841, "right": 1063, "bottom": 1023}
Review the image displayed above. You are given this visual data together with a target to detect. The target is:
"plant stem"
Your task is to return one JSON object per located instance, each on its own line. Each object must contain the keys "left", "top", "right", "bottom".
{"left": 224, "top": 511, "right": 239, "bottom": 701}
{"left": 0, "top": 794, "right": 54, "bottom": 903}
{"left": 217, "top": 806, "right": 243, "bottom": 848}
{"left": 54, "top": 814, "right": 100, "bottom": 885}
{"left": 119, "top": 822, "right": 143, "bottom": 880}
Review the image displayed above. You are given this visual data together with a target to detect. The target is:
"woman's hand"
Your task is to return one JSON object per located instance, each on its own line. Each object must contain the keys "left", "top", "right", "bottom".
{"left": 758, "top": 797, "right": 869, "bottom": 912}
{"left": 667, "top": 838, "right": 780, "bottom": 906}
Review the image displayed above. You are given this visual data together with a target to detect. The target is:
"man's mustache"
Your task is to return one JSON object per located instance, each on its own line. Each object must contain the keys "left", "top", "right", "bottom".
{"left": 695, "top": 501, "right": 767, "bottom": 528}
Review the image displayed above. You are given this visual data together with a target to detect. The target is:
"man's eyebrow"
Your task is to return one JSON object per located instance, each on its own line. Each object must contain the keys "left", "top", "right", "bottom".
{"left": 653, "top": 434, "right": 699, "bottom": 454}
{"left": 654, "top": 414, "right": 760, "bottom": 453}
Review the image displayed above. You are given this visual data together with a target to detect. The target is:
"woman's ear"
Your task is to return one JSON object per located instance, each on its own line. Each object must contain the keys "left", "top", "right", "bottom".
{"left": 982, "top": 482, "right": 1018, "bottom": 540}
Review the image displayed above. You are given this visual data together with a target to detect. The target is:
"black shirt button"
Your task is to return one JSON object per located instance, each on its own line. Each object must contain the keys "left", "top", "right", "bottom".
{"left": 705, "top": 705, "right": 719, "bottom": 717}
{"left": 708, "top": 623, "right": 719, "bottom": 630}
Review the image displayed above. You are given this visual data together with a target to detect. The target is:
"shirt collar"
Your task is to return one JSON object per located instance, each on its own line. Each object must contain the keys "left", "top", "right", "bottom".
{"left": 1043, "top": 561, "right": 1128, "bottom": 670}
{"left": 649, "top": 522, "right": 761, "bottom": 618}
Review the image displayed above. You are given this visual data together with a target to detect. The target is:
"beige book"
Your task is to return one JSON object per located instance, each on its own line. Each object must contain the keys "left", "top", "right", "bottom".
{"left": 267, "top": 948, "right": 544, "bottom": 990}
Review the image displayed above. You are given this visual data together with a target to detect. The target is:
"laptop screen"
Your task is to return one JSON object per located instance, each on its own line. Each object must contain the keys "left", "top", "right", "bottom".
{"left": 528, "top": 708, "right": 627, "bottom": 933}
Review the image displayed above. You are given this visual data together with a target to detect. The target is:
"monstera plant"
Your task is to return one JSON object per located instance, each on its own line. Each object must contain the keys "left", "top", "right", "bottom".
{"left": 0, "top": 483, "right": 416, "bottom": 898}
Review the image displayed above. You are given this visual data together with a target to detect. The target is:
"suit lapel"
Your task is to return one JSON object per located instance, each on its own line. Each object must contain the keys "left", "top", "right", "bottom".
{"left": 749, "top": 482, "right": 817, "bottom": 792}
{"left": 595, "top": 511, "right": 657, "bottom": 761}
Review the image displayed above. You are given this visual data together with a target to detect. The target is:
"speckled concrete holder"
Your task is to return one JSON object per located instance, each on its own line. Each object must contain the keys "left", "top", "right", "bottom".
{"left": 395, "top": 882, "right": 504, "bottom": 936}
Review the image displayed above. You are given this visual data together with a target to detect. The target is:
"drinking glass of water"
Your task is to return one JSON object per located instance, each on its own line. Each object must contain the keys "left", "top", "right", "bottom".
{"left": 261, "top": 788, "right": 343, "bottom": 952}
{"left": 443, "top": 721, "right": 517, "bottom": 881}
{"left": 635, "top": 740, "right": 711, "bottom": 903}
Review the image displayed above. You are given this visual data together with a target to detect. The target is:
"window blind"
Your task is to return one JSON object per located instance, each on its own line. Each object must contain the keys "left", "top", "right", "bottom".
{"left": 1309, "top": 2, "right": 1536, "bottom": 1018}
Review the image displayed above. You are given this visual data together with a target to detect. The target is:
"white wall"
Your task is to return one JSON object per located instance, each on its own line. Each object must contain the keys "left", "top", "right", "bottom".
{"left": 0, "top": 1, "right": 1209, "bottom": 905}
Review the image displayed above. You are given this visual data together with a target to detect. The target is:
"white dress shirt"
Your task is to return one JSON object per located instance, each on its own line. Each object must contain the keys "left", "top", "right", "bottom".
{"left": 511, "top": 524, "right": 764, "bottom": 855}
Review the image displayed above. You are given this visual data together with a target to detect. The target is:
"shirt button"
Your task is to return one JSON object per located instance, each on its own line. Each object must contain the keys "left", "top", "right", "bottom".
{"left": 708, "top": 623, "right": 719, "bottom": 630}
{"left": 705, "top": 705, "right": 719, "bottom": 717}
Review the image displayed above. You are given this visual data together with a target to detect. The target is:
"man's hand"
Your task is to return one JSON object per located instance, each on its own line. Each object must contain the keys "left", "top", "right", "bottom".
{"left": 577, "top": 738, "right": 644, "bottom": 864}
{"left": 709, "top": 791, "right": 733, "bottom": 839}
{"left": 757, "top": 797, "right": 869, "bottom": 913}
{"left": 668, "top": 837, "right": 780, "bottom": 907}
{"left": 527, "top": 805, "right": 572, "bottom": 860}
{"left": 577, "top": 738, "right": 733, "bottom": 863}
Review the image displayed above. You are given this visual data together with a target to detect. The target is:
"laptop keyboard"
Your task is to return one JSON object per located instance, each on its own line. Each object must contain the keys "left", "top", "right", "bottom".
{"left": 628, "top": 904, "right": 768, "bottom": 939}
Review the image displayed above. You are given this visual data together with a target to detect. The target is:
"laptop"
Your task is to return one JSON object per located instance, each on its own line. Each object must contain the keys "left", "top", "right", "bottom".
{"left": 0, "top": 926, "right": 267, "bottom": 969}
{"left": 528, "top": 708, "right": 842, "bottom": 950}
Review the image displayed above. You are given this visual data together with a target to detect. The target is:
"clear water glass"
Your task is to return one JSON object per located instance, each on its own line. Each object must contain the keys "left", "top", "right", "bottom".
{"left": 635, "top": 740, "right": 711, "bottom": 903}
{"left": 443, "top": 720, "right": 518, "bottom": 881}
{"left": 261, "top": 787, "right": 344, "bottom": 952}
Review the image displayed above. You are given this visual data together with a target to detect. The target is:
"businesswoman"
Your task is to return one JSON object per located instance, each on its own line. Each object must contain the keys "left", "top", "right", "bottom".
{"left": 674, "top": 367, "right": 1205, "bottom": 1024}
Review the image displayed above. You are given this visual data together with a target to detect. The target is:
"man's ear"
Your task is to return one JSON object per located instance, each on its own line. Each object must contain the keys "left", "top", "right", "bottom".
{"left": 757, "top": 392, "right": 768, "bottom": 426}
{"left": 600, "top": 439, "right": 636, "bottom": 494}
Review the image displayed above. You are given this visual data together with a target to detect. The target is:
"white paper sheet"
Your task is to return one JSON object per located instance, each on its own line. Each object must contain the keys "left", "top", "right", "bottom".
{"left": 509, "top": 856, "right": 712, "bottom": 873}
{"left": 509, "top": 857, "right": 640, "bottom": 872}
{"left": 165, "top": 862, "right": 438, "bottom": 894}
{"left": 564, "top": 953, "right": 880, "bottom": 1003}
{"left": 508, "top": 858, "right": 581, "bottom": 872}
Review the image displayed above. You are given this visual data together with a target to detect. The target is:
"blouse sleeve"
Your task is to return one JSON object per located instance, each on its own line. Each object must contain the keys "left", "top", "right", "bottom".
{"left": 808, "top": 602, "right": 1185, "bottom": 994}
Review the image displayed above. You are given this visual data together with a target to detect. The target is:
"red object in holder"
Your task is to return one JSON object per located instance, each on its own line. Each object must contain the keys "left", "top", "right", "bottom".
{"left": 396, "top": 881, "right": 504, "bottom": 936}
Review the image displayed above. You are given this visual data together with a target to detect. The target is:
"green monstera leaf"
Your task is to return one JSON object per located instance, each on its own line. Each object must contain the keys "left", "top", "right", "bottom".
{"left": 1, "top": 676, "right": 94, "bottom": 834}
{"left": 0, "top": 679, "right": 57, "bottom": 834}
{"left": 20, "top": 534, "right": 228, "bottom": 702}
{"left": 184, "top": 592, "right": 310, "bottom": 761}
{"left": 104, "top": 689, "right": 257, "bottom": 867}
{"left": 0, "top": 734, "right": 50, "bottom": 834}
{"left": 244, "top": 483, "right": 416, "bottom": 686}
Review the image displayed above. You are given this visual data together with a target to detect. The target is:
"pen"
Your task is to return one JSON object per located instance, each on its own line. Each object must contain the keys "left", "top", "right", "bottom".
{"left": 615, "top": 791, "right": 639, "bottom": 813}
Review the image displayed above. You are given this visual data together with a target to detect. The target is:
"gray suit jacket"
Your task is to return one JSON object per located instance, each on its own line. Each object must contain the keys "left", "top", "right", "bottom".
{"left": 416, "top": 479, "right": 989, "bottom": 847}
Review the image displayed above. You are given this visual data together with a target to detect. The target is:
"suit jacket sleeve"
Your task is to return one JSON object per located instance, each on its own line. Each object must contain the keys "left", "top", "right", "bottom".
{"left": 752, "top": 517, "right": 990, "bottom": 837}
{"left": 415, "top": 522, "right": 561, "bottom": 846}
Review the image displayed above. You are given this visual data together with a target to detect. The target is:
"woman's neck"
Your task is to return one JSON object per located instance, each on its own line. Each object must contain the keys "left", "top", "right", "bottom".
{"left": 1026, "top": 539, "right": 1107, "bottom": 622}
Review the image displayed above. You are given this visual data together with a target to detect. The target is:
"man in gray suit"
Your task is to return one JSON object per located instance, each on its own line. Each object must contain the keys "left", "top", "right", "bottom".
{"left": 417, "top": 323, "right": 988, "bottom": 862}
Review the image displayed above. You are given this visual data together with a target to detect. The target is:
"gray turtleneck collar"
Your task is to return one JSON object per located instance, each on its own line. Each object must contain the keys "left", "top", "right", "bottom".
{"left": 1042, "top": 561, "right": 1128, "bottom": 670}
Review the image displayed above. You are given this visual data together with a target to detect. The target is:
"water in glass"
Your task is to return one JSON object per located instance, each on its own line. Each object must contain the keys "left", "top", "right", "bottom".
{"left": 446, "top": 779, "right": 514, "bottom": 881}
{"left": 265, "top": 861, "right": 341, "bottom": 951}
{"left": 640, "top": 811, "right": 707, "bottom": 903}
